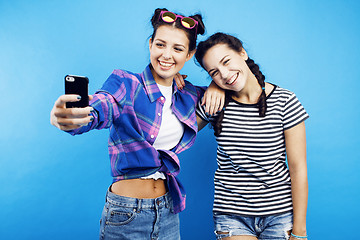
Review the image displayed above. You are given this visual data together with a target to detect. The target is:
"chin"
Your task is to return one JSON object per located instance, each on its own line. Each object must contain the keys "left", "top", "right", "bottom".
{"left": 159, "top": 71, "right": 175, "bottom": 80}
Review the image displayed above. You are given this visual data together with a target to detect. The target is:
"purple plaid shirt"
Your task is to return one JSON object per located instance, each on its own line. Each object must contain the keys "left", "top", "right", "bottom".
{"left": 67, "top": 65, "right": 205, "bottom": 213}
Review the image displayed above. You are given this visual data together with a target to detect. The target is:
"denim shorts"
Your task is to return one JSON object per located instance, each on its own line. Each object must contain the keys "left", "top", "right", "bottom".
{"left": 213, "top": 211, "right": 293, "bottom": 240}
{"left": 99, "top": 188, "right": 180, "bottom": 240}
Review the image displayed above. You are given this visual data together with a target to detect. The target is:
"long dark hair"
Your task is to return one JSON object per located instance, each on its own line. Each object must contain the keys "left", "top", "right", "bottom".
{"left": 195, "top": 32, "right": 266, "bottom": 137}
{"left": 150, "top": 8, "right": 205, "bottom": 52}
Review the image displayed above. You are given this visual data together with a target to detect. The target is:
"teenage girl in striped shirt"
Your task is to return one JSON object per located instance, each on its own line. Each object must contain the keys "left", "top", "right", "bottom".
{"left": 190, "top": 32, "right": 309, "bottom": 240}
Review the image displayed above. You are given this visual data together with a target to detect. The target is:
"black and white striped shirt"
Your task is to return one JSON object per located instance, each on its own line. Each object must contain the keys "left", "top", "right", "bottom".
{"left": 197, "top": 85, "right": 309, "bottom": 216}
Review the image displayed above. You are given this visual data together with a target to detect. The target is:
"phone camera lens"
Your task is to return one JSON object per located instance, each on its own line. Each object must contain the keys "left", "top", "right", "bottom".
{"left": 66, "top": 76, "right": 75, "bottom": 82}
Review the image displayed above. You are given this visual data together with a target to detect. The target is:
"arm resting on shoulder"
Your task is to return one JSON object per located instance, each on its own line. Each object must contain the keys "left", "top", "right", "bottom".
{"left": 202, "top": 81, "right": 225, "bottom": 116}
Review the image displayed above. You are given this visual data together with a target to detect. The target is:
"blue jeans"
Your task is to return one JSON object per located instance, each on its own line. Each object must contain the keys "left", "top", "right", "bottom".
{"left": 213, "top": 212, "right": 293, "bottom": 240}
{"left": 99, "top": 189, "right": 180, "bottom": 240}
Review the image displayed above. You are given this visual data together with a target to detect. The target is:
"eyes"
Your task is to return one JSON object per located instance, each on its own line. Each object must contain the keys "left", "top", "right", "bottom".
{"left": 154, "top": 42, "right": 185, "bottom": 53}
{"left": 209, "top": 70, "right": 218, "bottom": 77}
{"left": 175, "top": 47, "right": 184, "bottom": 52}
{"left": 209, "top": 58, "right": 231, "bottom": 77}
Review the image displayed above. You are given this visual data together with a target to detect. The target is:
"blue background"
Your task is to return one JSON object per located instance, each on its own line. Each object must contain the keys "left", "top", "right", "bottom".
{"left": 1, "top": 0, "right": 359, "bottom": 239}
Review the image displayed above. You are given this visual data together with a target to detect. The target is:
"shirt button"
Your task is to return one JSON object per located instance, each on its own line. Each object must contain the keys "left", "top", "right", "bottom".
{"left": 160, "top": 97, "right": 164, "bottom": 101}
{"left": 151, "top": 135, "right": 154, "bottom": 139}
{"left": 158, "top": 113, "right": 161, "bottom": 116}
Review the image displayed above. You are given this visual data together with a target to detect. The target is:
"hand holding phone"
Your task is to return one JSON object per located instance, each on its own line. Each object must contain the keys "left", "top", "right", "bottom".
{"left": 50, "top": 75, "right": 93, "bottom": 131}
{"left": 65, "top": 75, "right": 89, "bottom": 108}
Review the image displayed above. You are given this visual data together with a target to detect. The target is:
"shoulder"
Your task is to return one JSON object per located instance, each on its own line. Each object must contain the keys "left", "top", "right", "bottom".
{"left": 102, "top": 69, "right": 141, "bottom": 89}
{"left": 111, "top": 69, "right": 142, "bottom": 85}
{"left": 275, "top": 85, "right": 294, "bottom": 95}
{"left": 99, "top": 69, "right": 142, "bottom": 98}
{"left": 271, "top": 85, "right": 308, "bottom": 116}
{"left": 182, "top": 80, "right": 197, "bottom": 93}
{"left": 269, "top": 85, "right": 296, "bottom": 102}
{"left": 181, "top": 80, "right": 206, "bottom": 98}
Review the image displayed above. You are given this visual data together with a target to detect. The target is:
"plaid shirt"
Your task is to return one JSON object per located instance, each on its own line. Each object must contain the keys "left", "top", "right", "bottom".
{"left": 68, "top": 65, "right": 205, "bottom": 213}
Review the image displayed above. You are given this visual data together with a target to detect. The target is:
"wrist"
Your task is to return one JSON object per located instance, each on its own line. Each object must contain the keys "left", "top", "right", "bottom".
{"left": 291, "top": 232, "right": 308, "bottom": 239}
{"left": 291, "top": 225, "right": 307, "bottom": 239}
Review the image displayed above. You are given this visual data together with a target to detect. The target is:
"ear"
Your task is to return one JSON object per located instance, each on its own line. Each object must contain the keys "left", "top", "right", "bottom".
{"left": 186, "top": 49, "right": 196, "bottom": 62}
{"left": 240, "top": 48, "right": 248, "bottom": 61}
{"left": 149, "top": 38, "right": 153, "bottom": 50}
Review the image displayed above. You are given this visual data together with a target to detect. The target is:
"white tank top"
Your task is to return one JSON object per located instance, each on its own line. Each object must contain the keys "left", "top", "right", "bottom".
{"left": 141, "top": 83, "right": 184, "bottom": 180}
{"left": 152, "top": 83, "right": 184, "bottom": 150}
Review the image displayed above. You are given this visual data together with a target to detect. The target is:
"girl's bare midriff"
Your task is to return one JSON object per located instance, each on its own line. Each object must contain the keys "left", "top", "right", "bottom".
{"left": 111, "top": 178, "right": 167, "bottom": 199}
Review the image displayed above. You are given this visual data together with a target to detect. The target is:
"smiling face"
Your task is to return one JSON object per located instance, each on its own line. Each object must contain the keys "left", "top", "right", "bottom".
{"left": 202, "top": 44, "right": 250, "bottom": 92}
{"left": 149, "top": 25, "right": 194, "bottom": 86}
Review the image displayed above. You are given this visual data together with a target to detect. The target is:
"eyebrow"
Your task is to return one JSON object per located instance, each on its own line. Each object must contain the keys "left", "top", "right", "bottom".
{"left": 219, "top": 55, "right": 229, "bottom": 64}
{"left": 174, "top": 43, "right": 186, "bottom": 49}
{"left": 208, "top": 55, "right": 229, "bottom": 75}
{"left": 154, "top": 39, "right": 186, "bottom": 49}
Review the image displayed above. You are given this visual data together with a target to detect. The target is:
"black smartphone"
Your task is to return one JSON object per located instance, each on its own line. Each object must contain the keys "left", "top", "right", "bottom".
{"left": 65, "top": 75, "right": 89, "bottom": 108}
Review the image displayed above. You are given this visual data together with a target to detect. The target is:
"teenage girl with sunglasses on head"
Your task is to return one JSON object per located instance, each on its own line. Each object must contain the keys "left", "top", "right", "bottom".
{"left": 50, "top": 8, "right": 224, "bottom": 240}
{"left": 193, "top": 33, "right": 309, "bottom": 240}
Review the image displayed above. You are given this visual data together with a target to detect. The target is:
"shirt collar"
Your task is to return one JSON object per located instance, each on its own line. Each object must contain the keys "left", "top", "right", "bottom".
{"left": 140, "top": 64, "right": 179, "bottom": 103}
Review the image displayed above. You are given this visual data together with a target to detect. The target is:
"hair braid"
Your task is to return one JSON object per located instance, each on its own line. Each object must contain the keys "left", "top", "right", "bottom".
{"left": 245, "top": 58, "right": 267, "bottom": 117}
{"left": 213, "top": 91, "right": 232, "bottom": 137}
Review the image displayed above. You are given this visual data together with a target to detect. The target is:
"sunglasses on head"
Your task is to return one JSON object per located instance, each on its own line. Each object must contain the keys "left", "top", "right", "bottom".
{"left": 159, "top": 11, "right": 198, "bottom": 32}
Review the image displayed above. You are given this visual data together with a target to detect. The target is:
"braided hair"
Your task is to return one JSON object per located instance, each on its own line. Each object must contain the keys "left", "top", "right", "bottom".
{"left": 195, "top": 32, "right": 266, "bottom": 137}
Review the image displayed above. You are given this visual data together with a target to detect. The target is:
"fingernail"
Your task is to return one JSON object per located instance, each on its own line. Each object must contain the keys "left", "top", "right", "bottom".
{"left": 77, "top": 96, "right": 82, "bottom": 100}
{"left": 90, "top": 117, "right": 94, "bottom": 121}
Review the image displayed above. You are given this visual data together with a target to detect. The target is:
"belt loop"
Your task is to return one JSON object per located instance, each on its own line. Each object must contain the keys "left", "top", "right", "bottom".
{"left": 105, "top": 186, "right": 111, "bottom": 203}
{"left": 165, "top": 193, "right": 169, "bottom": 209}
{"left": 136, "top": 199, "right": 142, "bottom": 213}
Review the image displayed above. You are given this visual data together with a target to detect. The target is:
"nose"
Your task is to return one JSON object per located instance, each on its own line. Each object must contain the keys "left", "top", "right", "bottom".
{"left": 219, "top": 67, "right": 229, "bottom": 80}
{"left": 162, "top": 47, "right": 172, "bottom": 60}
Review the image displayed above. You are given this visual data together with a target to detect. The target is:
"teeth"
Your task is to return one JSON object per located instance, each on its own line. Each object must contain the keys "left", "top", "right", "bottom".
{"left": 159, "top": 61, "right": 173, "bottom": 67}
{"left": 227, "top": 73, "right": 238, "bottom": 85}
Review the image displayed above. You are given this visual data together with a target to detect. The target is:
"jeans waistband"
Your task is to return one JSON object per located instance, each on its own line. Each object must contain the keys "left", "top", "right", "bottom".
{"left": 105, "top": 187, "right": 172, "bottom": 211}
